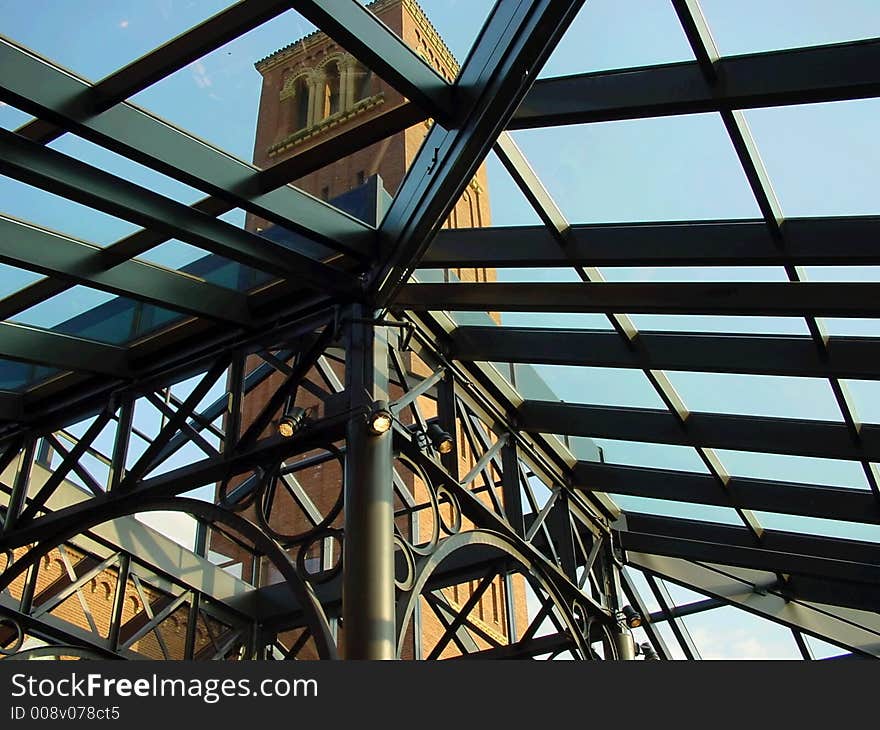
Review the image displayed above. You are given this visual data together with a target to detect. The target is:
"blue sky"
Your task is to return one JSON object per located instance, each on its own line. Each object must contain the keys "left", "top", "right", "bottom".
{"left": 2, "top": 0, "right": 879, "bottom": 659}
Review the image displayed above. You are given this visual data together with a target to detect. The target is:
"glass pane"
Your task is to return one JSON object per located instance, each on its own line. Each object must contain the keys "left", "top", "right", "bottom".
{"left": 701, "top": 0, "right": 880, "bottom": 55}
{"left": 715, "top": 449, "right": 870, "bottom": 490}
{"left": 747, "top": 99, "right": 880, "bottom": 216}
{"left": 510, "top": 114, "right": 761, "bottom": 224}
{"left": 664, "top": 371, "right": 843, "bottom": 420}
{"left": 842, "top": 379, "right": 880, "bottom": 424}
{"left": 631, "top": 314, "right": 810, "bottom": 336}
{"left": 11, "top": 285, "right": 185, "bottom": 345}
{"left": 612, "top": 494, "right": 743, "bottom": 525}
{"left": 0, "top": 357, "right": 60, "bottom": 392}
{"left": 0, "top": 101, "right": 31, "bottom": 131}
{"left": 601, "top": 266, "right": 789, "bottom": 283}
{"left": 0, "top": 176, "right": 139, "bottom": 246}
{"left": 0, "top": 0, "right": 232, "bottom": 79}
{"left": 753, "top": 510, "right": 880, "bottom": 542}
{"left": 592, "top": 438, "right": 710, "bottom": 472}
{"left": 530, "top": 364, "right": 667, "bottom": 409}
{"left": 539, "top": 0, "right": 693, "bottom": 77}
{"left": 681, "top": 605, "right": 802, "bottom": 660}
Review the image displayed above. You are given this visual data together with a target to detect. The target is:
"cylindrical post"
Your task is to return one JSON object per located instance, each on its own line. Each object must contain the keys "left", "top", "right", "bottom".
{"left": 343, "top": 306, "right": 396, "bottom": 659}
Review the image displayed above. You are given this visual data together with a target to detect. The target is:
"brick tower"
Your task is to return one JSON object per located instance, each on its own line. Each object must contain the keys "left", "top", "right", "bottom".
{"left": 208, "top": 0, "right": 526, "bottom": 660}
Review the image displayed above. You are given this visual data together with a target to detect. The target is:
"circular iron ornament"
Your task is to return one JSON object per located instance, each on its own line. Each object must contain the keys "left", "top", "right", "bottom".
{"left": 435, "top": 484, "right": 462, "bottom": 536}
{"left": 0, "top": 617, "right": 24, "bottom": 655}
{"left": 0, "top": 497, "right": 337, "bottom": 660}
{"left": 294, "top": 528, "right": 343, "bottom": 585}
{"left": 393, "top": 535, "right": 416, "bottom": 592}
{"left": 395, "top": 529, "right": 594, "bottom": 660}
{"left": 217, "top": 467, "right": 264, "bottom": 513}
{"left": 393, "top": 453, "right": 442, "bottom": 557}
{"left": 4, "top": 645, "right": 112, "bottom": 661}
{"left": 255, "top": 446, "right": 345, "bottom": 545}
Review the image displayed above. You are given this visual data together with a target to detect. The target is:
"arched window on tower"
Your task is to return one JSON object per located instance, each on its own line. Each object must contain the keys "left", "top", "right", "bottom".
{"left": 291, "top": 76, "right": 310, "bottom": 132}
{"left": 351, "top": 60, "right": 373, "bottom": 103}
{"left": 322, "top": 61, "right": 341, "bottom": 118}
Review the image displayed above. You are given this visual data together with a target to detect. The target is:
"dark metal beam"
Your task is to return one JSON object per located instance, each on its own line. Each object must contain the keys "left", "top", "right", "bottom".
{"left": 0, "top": 128, "right": 357, "bottom": 295}
{"left": 374, "top": 0, "right": 586, "bottom": 303}
{"left": 395, "top": 281, "right": 880, "bottom": 317}
{"left": 0, "top": 215, "right": 251, "bottom": 327}
{"left": 0, "top": 322, "right": 130, "bottom": 378}
{"left": 295, "top": 0, "right": 454, "bottom": 122}
{"left": 619, "top": 512, "right": 880, "bottom": 574}
{"left": 451, "top": 326, "right": 880, "bottom": 380}
{"left": 575, "top": 461, "right": 880, "bottom": 524}
{"left": 0, "top": 39, "right": 374, "bottom": 259}
{"left": 511, "top": 37, "right": 880, "bottom": 128}
{"left": 520, "top": 400, "right": 880, "bottom": 462}
{"left": 423, "top": 217, "right": 880, "bottom": 268}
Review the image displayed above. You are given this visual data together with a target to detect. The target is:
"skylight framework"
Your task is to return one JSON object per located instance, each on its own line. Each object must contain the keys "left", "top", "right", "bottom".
{"left": 0, "top": 0, "right": 877, "bottom": 660}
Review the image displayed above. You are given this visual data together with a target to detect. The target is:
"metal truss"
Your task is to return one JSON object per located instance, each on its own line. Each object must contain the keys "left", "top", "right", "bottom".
{"left": 0, "top": 0, "right": 878, "bottom": 660}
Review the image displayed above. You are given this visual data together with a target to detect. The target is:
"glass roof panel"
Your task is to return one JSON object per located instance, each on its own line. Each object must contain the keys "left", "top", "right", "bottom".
{"left": 841, "top": 379, "right": 880, "bottom": 424}
{"left": 664, "top": 371, "right": 843, "bottom": 421}
{"left": 804, "top": 266, "right": 880, "bottom": 283}
{"left": 0, "top": 101, "right": 31, "bottom": 130}
{"left": 612, "top": 494, "right": 743, "bottom": 525}
{"left": 530, "top": 364, "right": 667, "bottom": 409}
{"left": 0, "top": 176, "right": 139, "bottom": 246}
{"left": 47, "top": 135, "right": 206, "bottom": 206}
{"left": 510, "top": 114, "right": 761, "bottom": 224}
{"left": 714, "top": 449, "right": 870, "bottom": 490}
{"left": 746, "top": 99, "right": 880, "bottom": 216}
{"left": 700, "top": 0, "right": 880, "bottom": 55}
{"left": 10, "top": 285, "right": 185, "bottom": 346}
{"left": 630, "top": 314, "right": 811, "bottom": 336}
{"left": 0, "top": 264, "right": 42, "bottom": 300}
{"left": 681, "top": 605, "right": 802, "bottom": 660}
{"left": 600, "top": 266, "right": 790, "bottom": 283}
{"left": 135, "top": 240, "right": 270, "bottom": 292}
{"left": 822, "top": 318, "right": 880, "bottom": 337}
{"left": 592, "top": 438, "right": 711, "bottom": 473}
{"left": 753, "top": 511, "right": 880, "bottom": 542}
{"left": 484, "top": 151, "right": 546, "bottom": 227}
{"left": 0, "top": 0, "right": 232, "bottom": 79}
{"left": 0, "top": 358, "right": 61, "bottom": 392}
{"left": 539, "top": 0, "right": 693, "bottom": 77}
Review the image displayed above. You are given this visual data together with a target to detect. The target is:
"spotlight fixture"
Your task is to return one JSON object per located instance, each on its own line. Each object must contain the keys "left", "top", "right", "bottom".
{"left": 622, "top": 604, "right": 642, "bottom": 629}
{"left": 277, "top": 406, "right": 308, "bottom": 438}
{"left": 640, "top": 642, "right": 658, "bottom": 660}
{"left": 367, "top": 400, "right": 393, "bottom": 435}
{"left": 426, "top": 422, "right": 454, "bottom": 454}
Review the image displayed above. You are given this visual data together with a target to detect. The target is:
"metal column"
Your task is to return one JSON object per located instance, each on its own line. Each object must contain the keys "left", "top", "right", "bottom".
{"left": 343, "top": 304, "right": 396, "bottom": 659}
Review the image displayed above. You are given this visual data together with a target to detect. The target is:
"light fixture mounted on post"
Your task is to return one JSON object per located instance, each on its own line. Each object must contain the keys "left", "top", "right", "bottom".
{"left": 426, "top": 421, "right": 454, "bottom": 454}
{"left": 621, "top": 604, "right": 643, "bottom": 629}
{"left": 366, "top": 399, "right": 393, "bottom": 435}
{"left": 277, "top": 406, "right": 309, "bottom": 438}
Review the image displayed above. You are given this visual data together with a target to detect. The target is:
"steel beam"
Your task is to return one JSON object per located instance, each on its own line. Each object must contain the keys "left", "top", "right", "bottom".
{"left": 575, "top": 461, "right": 880, "bottom": 524}
{"left": 520, "top": 400, "right": 880, "bottom": 462}
{"left": 617, "top": 513, "right": 880, "bottom": 582}
{"left": 423, "top": 217, "right": 880, "bottom": 268}
{"left": 395, "top": 281, "right": 880, "bottom": 317}
{"left": 0, "top": 39, "right": 374, "bottom": 259}
{"left": 342, "top": 306, "right": 396, "bottom": 659}
{"left": 374, "top": 0, "right": 586, "bottom": 303}
{"left": 627, "top": 551, "right": 880, "bottom": 658}
{"left": 511, "top": 37, "right": 880, "bottom": 128}
{"left": 0, "top": 129, "right": 357, "bottom": 295}
{"left": 451, "top": 325, "right": 880, "bottom": 380}
{"left": 0, "top": 322, "right": 130, "bottom": 378}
